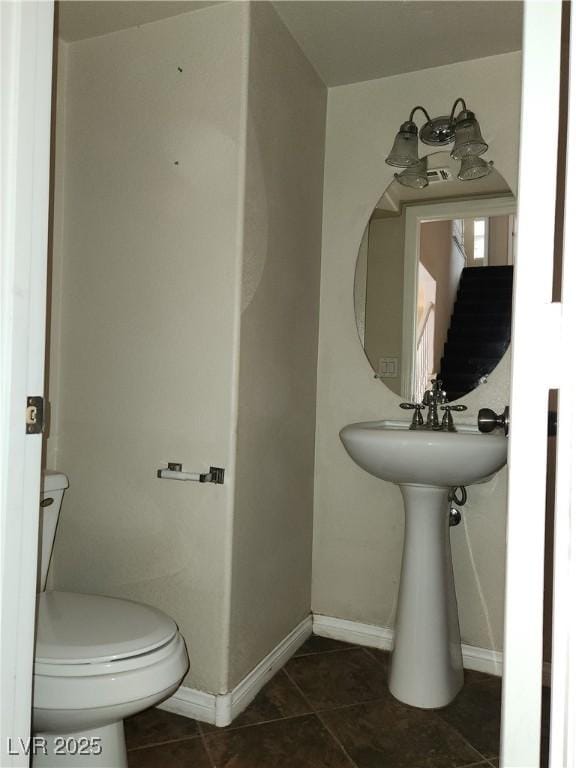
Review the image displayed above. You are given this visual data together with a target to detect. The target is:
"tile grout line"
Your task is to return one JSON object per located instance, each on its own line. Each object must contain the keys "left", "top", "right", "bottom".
{"left": 127, "top": 733, "right": 203, "bottom": 752}
{"left": 360, "top": 645, "right": 389, "bottom": 666}
{"left": 198, "top": 708, "right": 314, "bottom": 736}
{"left": 430, "top": 707, "right": 491, "bottom": 766}
{"left": 198, "top": 725, "right": 218, "bottom": 768}
{"left": 294, "top": 645, "right": 357, "bottom": 658}
{"left": 284, "top": 646, "right": 394, "bottom": 715}
{"left": 196, "top": 668, "right": 313, "bottom": 737}
{"left": 283, "top": 656, "right": 360, "bottom": 768}
{"left": 289, "top": 645, "right": 395, "bottom": 717}
{"left": 315, "top": 693, "right": 397, "bottom": 715}
{"left": 315, "top": 708, "right": 361, "bottom": 768}
{"left": 197, "top": 664, "right": 321, "bottom": 757}
{"left": 197, "top": 654, "right": 390, "bottom": 738}
{"left": 282, "top": 663, "right": 320, "bottom": 714}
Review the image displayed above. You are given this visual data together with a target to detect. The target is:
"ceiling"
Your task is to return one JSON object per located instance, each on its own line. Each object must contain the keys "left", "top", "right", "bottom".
{"left": 57, "top": 1, "right": 218, "bottom": 42}
{"left": 57, "top": 1, "right": 523, "bottom": 86}
{"left": 272, "top": 1, "right": 523, "bottom": 86}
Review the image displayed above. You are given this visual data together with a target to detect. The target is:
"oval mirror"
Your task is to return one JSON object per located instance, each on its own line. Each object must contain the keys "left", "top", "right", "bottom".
{"left": 354, "top": 151, "right": 515, "bottom": 402}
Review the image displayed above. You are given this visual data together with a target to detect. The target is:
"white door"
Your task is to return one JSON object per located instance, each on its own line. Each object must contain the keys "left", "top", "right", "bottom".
{"left": 548, "top": 2, "right": 576, "bottom": 763}
{"left": 0, "top": 2, "right": 54, "bottom": 764}
{"left": 501, "top": 1, "right": 576, "bottom": 766}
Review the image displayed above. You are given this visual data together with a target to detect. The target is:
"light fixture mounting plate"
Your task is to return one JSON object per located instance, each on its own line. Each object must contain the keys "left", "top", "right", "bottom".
{"left": 419, "top": 116, "right": 455, "bottom": 146}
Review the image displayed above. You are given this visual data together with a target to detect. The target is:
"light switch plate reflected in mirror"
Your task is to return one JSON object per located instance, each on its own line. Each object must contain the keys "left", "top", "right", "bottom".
{"left": 378, "top": 357, "right": 399, "bottom": 378}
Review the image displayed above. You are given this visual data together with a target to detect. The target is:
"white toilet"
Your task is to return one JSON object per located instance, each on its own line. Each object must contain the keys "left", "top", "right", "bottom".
{"left": 33, "top": 472, "right": 189, "bottom": 767}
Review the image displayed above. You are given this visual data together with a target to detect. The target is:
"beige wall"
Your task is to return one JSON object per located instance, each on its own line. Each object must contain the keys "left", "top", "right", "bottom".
{"left": 229, "top": 2, "right": 326, "bottom": 687}
{"left": 47, "top": 1, "right": 325, "bottom": 695}
{"left": 47, "top": 3, "right": 250, "bottom": 693}
{"left": 420, "top": 219, "right": 463, "bottom": 371}
{"left": 488, "top": 215, "right": 511, "bottom": 266}
{"left": 313, "top": 52, "right": 521, "bottom": 652}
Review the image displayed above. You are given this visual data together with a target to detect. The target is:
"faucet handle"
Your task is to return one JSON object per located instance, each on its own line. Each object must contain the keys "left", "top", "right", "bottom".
{"left": 442, "top": 404, "right": 467, "bottom": 412}
{"left": 440, "top": 404, "right": 467, "bottom": 432}
{"left": 399, "top": 402, "right": 425, "bottom": 429}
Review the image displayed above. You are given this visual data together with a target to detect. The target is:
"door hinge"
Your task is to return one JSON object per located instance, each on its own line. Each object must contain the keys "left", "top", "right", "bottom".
{"left": 26, "top": 396, "right": 44, "bottom": 434}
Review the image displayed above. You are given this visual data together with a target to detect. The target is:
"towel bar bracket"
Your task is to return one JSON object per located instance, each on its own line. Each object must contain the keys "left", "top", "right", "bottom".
{"left": 156, "top": 464, "right": 225, "bottom": 484}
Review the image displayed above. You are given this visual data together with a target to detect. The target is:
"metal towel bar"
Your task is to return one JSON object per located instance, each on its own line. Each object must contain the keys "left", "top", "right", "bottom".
{"left": 156, "top": 463, "right": 225, "bottom": 484}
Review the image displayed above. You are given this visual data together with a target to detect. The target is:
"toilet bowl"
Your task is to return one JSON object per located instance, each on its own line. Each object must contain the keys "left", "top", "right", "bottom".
{"left": 32, "top": 472, "right": 189, "bottom": 767}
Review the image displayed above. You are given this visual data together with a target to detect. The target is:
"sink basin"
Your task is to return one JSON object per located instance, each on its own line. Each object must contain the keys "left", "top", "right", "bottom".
{"left": 340, "top": 419, "right": 507, "bottom": 487}
{"left": 339, "top": 417, "right": 508, "bottom": 709}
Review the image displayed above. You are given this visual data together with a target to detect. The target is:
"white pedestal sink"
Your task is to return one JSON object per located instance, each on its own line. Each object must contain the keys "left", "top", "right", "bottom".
{"left": 339, "top": 419, "right": 507, "bottom": 709}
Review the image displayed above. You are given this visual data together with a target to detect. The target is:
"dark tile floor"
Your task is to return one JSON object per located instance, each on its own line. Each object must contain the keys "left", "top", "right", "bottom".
{"left": 125, "top": 637, "right": 516, "bottom": 768}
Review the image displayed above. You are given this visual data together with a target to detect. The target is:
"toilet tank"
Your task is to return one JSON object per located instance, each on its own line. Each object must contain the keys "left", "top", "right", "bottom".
{"left": 39, "top": 471, "right": 69, "bottom": 591}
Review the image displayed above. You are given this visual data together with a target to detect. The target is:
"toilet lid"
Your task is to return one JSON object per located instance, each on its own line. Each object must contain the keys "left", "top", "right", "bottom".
{"left": 35, "top": 591, "right": 178, "bottom": 664}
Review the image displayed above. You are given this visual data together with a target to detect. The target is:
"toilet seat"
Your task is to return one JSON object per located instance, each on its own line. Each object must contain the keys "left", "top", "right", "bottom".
{"left": 33, "top": 593, "right": 189, "bottom": 717}
{"left": 35, "top": 591, "right": 177, "bottom": 665}
{"left": 34, "top": 631, "right": 184, "bottom": 680}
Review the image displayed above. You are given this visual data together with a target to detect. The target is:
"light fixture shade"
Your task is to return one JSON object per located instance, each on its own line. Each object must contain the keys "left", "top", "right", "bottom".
{"left": 394, "top": 158, "right": 428, "bottom": 189}
{"left": 386, "top": 121, "right": 419, "bottom": 167}
{"left": 451, "top": 110, "right": 488, "bottom": 159}
{"left": 457, "top": 156, "right": 494, "bottom": 181}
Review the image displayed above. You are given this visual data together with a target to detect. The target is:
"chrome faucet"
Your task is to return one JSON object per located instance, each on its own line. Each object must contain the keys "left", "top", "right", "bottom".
{"left": 400, "top": 379, "right": 467, "bottom": 431}
{"left": 422, "top": 379, "right": 447, "bottom": 429}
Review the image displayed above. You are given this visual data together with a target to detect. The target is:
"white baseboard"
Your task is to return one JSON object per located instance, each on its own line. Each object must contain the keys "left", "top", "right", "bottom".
{"left": 312, "top": 614, "right": 394, "bottom": 651}
{"left": 313, "top": 614, "right": 552, "bottom": 685}
{"left": 157, "top": 685, "right": 216, "bottom": 723}
{"left": 158, "top": 615, "right": 312, "bottom": 727}
{"left": 460, "top": 641, "right": 503, "bottom": 677}
{"left": 160, "top": 611, "right": 551, "bottom": 727}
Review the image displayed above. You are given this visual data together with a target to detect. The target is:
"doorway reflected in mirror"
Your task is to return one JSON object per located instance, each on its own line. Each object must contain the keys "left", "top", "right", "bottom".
{"left": 354, "top": 152, "right": 515, "bottom": 402}
{"left": 415, "top": 214, "right": 514, "bottom": 401}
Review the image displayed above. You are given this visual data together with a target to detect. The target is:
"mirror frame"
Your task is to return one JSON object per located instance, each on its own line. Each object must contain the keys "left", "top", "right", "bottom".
{"left": 397, "top": 196, "right": 516, "bottom": 400}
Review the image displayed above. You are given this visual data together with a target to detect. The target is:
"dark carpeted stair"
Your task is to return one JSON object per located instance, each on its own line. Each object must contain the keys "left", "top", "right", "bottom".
{"left": 439, "top": 266, "right": 513, "bottom": 400}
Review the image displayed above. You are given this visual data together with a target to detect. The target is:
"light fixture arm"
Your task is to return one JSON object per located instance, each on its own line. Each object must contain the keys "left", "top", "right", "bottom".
{"left": 386, "top": 96, "right": 490, "bottom": 177}
{"left": 449, "top": 97, "right": 468, "bottom": 122}
{"left": 408, "top": 105, "right": 432, "bottom": 124}
{"left": 407, "top": 100, "right": 467, "bottom": 126}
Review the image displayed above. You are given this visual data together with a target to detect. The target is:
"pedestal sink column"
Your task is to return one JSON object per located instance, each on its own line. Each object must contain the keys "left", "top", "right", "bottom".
{"left": 388, "top": 484, "right": 463, "bottom": 708}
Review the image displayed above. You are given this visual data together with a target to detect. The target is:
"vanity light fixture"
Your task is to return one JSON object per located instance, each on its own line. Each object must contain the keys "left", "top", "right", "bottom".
{"left": 385, "top": 120, "right": 420, "bottom": 167}
{"left": 386, "top": 98, "right": 491, "bottom": 186}
{"left": 394, "top": 157, "right": 429, "bottom": 189}
{"left": 457, "top": 155, "right": 494, "bottom": 181}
